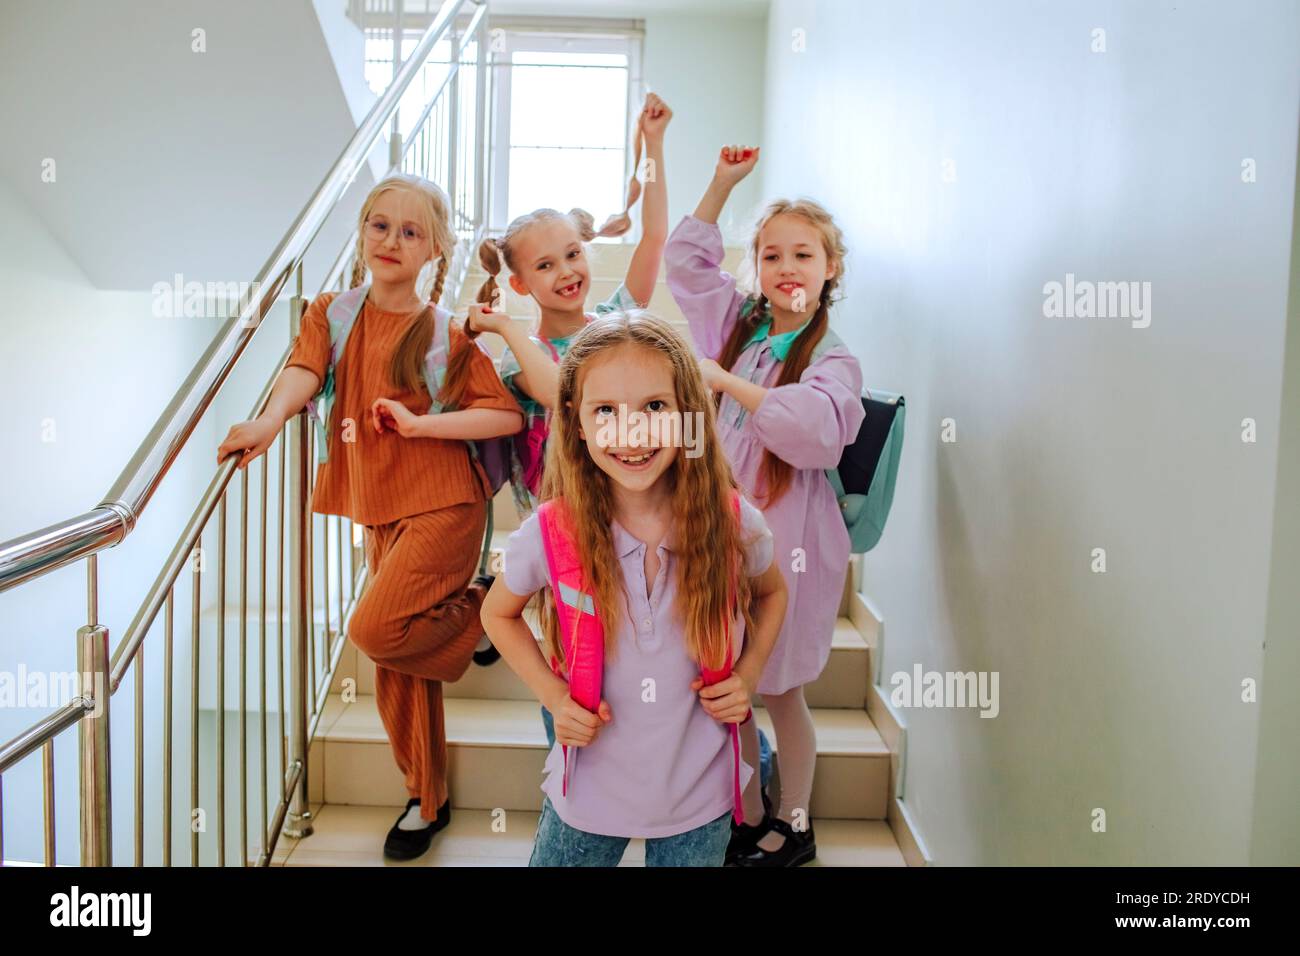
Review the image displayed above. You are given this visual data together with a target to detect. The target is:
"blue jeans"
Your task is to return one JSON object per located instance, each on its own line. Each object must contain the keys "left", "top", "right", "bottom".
{"left": 542, "top": 705, "right": 773, "bottom": 789}
{"left": 528, "top": 796, "right": 732, "bottom": 867}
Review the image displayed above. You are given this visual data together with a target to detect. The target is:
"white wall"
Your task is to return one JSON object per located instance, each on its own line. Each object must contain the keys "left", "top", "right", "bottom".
{"left": 760, "top": 0, "right": 1299, "bottom": 864}
{"left": 0, "top": 0, "right": 374, "bottom": 291}
{"left": 0, "top": 177, "right": 224, "bottom": 862}
{"left": 1250, "top": 135, "right": 1300, "bottom": 865}
{"left": 642, "top": 11, "right": 767, "bottom": 244}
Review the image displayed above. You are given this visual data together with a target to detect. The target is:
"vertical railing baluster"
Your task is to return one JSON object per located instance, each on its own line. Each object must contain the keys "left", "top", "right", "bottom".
{"left": 260, "top": 448, "right": 270, "bottom": 859}
{"left": 163, "top": 587, "right": 173, "bottom": 866}
{"left": 79, "top": 554, "right": 111, "bottom": 866}
{"left": 42, "top": 740, "right": 55, "bottom": 866}
{"left": 278, "top": 434, "right": 287, "bottom": 788}
{"left": 191, "top": 543, "right": 201, "bottom": 866}
{"left": 240, "top": 467, "right": 249, "bottom": 866}
{"left": 217, "top": 497, "right": 226, "bottom": 866}
{"left": 285, "top": 264, "right": 315, "bottom": 840}
{"left": 321, "top": 513, "right": 330, "bottom": 694}
{"left": 336, "top": 516, "right": 344, "bottom": 653}
{"left": 134, "top": 643, "right": 143, "bottom": 866}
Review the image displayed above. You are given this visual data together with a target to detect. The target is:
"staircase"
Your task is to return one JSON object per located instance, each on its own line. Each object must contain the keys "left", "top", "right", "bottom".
{"left": 268, "top": 242, "right": 908, "bottom": 866}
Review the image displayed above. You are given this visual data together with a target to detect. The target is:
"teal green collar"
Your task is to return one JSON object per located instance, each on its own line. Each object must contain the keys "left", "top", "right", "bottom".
{"left": 745, "top": 316, "right": 812, "bottom": 361}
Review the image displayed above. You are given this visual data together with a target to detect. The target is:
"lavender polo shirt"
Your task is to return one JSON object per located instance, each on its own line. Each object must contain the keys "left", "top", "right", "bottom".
{"left": 502, "top": 496, "right": 774, "bottom": 839}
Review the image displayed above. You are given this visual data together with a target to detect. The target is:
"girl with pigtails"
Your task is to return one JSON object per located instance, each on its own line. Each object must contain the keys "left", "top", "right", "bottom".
{"left": 468, "top": 93, "right": 673, "bottom": 520}
{"left": 467, "top": 93, "right": 672, "bottom": 743}
{"left": 665, "top": 146, "right": 866, "bottom": 867}
{"left": 217, "top": 173, "right": 523, "bottom": 861}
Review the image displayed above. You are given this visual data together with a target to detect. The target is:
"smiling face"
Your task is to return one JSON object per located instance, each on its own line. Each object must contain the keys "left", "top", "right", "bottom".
{"left": 574, "top": 342, "right": 680, "bottom": 495}
{"left": 507, "top": 218, "right": 591, "bottom": 313}
{"left": 756, "top": 212, "right": 836, "bottom": 315}
{"left": 362, "top": 188, "right": 438, "bottom": 288}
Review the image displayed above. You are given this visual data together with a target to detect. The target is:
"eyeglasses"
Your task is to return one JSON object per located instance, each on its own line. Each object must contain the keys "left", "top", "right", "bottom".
{"left": 364, "top": 217, "right": 427, "bottom": 246}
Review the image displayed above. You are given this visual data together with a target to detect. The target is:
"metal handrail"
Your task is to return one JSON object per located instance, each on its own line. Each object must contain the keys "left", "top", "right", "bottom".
{"left": 0, "top": 0, "right": 485, "bottom": 595}
{"left": 0, "top": 0, "right": 495, "bottom": 866}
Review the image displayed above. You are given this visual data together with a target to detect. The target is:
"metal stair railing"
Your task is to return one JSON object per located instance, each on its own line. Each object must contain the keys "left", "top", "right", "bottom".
{"left": 0, "top": 0, "right": 493, "bottom": 866}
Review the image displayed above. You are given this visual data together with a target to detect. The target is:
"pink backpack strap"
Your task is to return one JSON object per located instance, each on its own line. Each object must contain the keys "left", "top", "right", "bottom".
{"left": 696, "top": 491, "right": 748, "bottom": 824}
{"left": 537, "top": 499, "right": 604, "bottom": 798}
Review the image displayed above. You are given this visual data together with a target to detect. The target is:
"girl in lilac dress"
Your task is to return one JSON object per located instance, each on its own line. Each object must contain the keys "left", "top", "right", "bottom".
{"left": 665, "top": 145, "right": 865, "bottom": 867}
{"left": 480, "top": 312, "right": 788, "bottom": 866}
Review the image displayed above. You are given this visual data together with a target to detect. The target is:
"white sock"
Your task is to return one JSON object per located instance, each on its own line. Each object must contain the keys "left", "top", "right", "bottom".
{"left": 475, "top": 634, "right": 493, "bottom": 652}
{"left": 397, "top": 801, "right": 431, "bottom": 831}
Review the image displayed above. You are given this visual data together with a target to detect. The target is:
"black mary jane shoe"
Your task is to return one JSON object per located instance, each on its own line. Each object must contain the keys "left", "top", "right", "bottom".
{"left": 725, "top": 788, "right": 774, "bottom": 866}
{"left": 383, "top": 797, "right": 451, "bottom": 861}
{"left": 732, "top": 817, "right": 817, "bottom": 868}
{"left": 469, "top": 574, "right": 501, "bottom": 666}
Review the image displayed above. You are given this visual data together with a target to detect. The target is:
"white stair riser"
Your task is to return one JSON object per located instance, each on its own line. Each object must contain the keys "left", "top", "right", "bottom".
{"left": 316, "top": 730, "right": 888, "bottom": 819}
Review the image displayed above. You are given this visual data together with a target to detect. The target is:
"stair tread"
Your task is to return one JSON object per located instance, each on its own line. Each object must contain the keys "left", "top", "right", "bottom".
{"left": 321, "top": 694, "right": 889, "bottom": 757}
{"left": 271, "top": 804, "right": 907, "bottom": 867}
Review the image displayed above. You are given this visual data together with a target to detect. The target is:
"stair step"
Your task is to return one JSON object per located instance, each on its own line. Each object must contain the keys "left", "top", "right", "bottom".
{"left": 335, "top": 605, "right": 870, "bottom": 710}
{"left": 315, "top": 695, "right": 890, "bottom": 819}
{"left": 269, "top": 804, "right": 906, "bottom": 867}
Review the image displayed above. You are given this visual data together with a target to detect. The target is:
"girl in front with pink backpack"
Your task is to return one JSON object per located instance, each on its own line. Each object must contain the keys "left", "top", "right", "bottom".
{"left": 479, "top": 312, "right": 788, "bottom": 866}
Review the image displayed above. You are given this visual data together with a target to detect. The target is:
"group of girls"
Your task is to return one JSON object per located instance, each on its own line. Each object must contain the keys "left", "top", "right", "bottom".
{"left": 218, "top": 92, "right": 864, "bottom": 868}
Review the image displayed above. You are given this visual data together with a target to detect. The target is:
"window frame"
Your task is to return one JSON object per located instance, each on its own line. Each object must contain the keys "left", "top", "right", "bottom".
{"left": 487, "top": 26, "right": 644, "bottom": 239}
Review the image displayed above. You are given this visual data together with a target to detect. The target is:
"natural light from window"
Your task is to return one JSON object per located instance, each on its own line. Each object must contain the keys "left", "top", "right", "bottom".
{"left": 506, "top": 51, "right": 629, "bottom": 229}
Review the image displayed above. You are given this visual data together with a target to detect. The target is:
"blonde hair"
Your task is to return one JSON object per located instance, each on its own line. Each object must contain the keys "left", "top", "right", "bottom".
{"left": 347, "top": 174, "right": 473, "bottom": 407}
{"left": 716, "top": 198, "right": 848, "bottom": 506}
{"left": 475, "top": 206, "right": 630, "bottom": 311}
{"left": 538, "top": 311, "right": 756, "bottom": 673}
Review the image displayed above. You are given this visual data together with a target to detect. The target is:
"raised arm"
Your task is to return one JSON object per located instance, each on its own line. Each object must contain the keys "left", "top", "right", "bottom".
{"left": 623, "top": 94, "right": 672, "bottom": 306}
{"left": 664, "top": 145, "right": 761, "bottom": 359}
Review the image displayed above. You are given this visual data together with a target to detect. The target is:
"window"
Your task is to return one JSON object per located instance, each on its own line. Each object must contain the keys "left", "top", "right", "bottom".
{"left": 490, "top": 30, "right": 642, "bottom": 236}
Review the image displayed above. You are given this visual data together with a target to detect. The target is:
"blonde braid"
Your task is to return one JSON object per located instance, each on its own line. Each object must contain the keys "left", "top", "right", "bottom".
{"left": 428, "top": 254, "right": 450, "bottom": 309}
{"left": 348, "top": 233, "right": 367, "bottom": 289}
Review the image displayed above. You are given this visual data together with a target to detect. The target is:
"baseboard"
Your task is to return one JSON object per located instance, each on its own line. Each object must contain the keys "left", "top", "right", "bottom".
{"left": 853, "top": 589, "right": 933, "bottom": 867}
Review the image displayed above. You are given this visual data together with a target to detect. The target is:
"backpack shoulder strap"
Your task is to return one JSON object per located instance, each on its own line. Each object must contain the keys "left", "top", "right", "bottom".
{"left": 420, "top": 304, "right": 454, "bottom": 413}
{"left": 537, "top": 500, "right": 592, "bottom": 612}
{"left": 808, "top": 323, "right": 846, "bottom": 363}
{"left": 326, "top": 285, "right": 370, "bottom": 363}
{"left": 306, "top": 285, "right": 369, "bottom": 463}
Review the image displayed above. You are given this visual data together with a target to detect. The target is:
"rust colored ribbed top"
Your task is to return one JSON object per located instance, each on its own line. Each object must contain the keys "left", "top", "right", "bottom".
{"left": 286, "top": 291, "right": 522, "bottom": 526}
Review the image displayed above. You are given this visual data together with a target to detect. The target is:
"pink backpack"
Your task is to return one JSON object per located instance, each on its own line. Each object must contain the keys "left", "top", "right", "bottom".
{"left": 536, "top": 492, "right": 751, "bottom": 824}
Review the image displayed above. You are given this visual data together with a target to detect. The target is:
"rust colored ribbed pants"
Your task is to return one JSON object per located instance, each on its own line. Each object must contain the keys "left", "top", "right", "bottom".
{"left": 349, "top": 499, "right": 488, "bottom": 820}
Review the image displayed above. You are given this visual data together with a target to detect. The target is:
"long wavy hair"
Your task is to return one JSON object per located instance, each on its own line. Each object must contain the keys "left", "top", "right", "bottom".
{"left": 346, "top": 173, "right": 474, "bottom": 408}
{"left": 538, "top": 311, "right": 756, "bottom": 672}
{"left": 714, "top": 198, "right": 848, "bottom": 506}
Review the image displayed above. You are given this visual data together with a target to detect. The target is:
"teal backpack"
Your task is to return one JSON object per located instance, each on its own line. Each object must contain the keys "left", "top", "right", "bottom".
{"left": 808, "top": 328, "right": 906, "bottom": 554}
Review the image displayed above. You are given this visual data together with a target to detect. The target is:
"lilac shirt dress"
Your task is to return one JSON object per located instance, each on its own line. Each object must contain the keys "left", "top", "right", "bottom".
{"left": 503, "top": 496, "right": 774, "bottom": 839}
{"left": 665, "top": 214, "right": 866, "bottom": 695}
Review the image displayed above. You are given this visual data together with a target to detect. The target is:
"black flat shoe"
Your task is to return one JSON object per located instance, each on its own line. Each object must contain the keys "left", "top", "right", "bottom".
{"left": 469, "top": 574, "right": 501, "bottom": 666}
{"left": 472, "top": 641, "right": 501, "bottom": 666}
{"left": 725, "top": 787, "right": 774, "bottom": 866}
{"left": 383, "top": 797, "right": 450, "bottom": 860}
{"left": 732, "top": 817, "right": 816, "bottom": 868}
